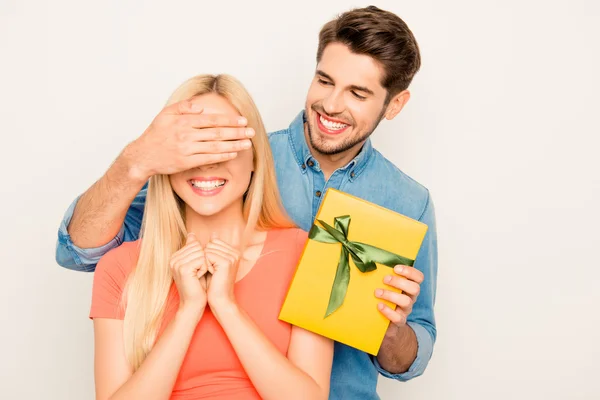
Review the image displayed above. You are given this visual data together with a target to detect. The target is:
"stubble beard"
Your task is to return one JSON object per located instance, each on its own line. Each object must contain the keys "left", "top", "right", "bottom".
{"left": 306, "top": 105, "right": 385, "bottom": 156}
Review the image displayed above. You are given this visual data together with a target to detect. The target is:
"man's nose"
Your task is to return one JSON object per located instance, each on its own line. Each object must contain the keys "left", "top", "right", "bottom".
{"left": 322, "top": 90, "right": 345, "bottom": 116}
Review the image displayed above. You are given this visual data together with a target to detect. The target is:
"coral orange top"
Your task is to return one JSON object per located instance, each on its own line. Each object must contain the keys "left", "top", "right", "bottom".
{"left": 90, "top": 228, "right": 307, "bottom": 400}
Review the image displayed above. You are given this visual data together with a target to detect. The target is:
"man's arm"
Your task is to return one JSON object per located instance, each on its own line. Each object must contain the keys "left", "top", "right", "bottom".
{"left": 55, "top": 97, "right": 254, "bottom": 272}
{"left": 55, "top": 168, "right": 147, "bottom": 272}
{"left": 68, "top": 148, "right": 147, "bottom": 250}
{"left": 373, "top": 191, "right": 438, "bottom": 380}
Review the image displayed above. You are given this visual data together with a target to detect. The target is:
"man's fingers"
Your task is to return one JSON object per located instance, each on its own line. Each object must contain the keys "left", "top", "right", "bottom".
{"left": 165, "top": 98, "right": 204, "bottom": 115}
{"left": 181, "top": 126, "right": 254, "bottom": 142}
{"left": 377, "top": 303, "right": 406, "bottom": 325}
{"left": 185, "top": 139, "right": 252, "bottom": 155}
{"left": 184, "top": 152, "right": 239, "bottom": 169}
{"left": 383, "top": 274, "right": 420, "bottom": 297}
{"left": 375, "top": 289, "right": 412, "bottom": 309}
{"left": 394, "top": 265, "right": 424, "bottom": 284}
{"left": 182, "top": 113, "right": 248, "bottom": 128}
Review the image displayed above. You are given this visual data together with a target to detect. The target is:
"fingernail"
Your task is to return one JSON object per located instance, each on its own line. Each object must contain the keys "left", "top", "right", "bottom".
{"left": 395, "top": 266, "right": 403, "bottom": 274}
{"left": 245, "top": 128, "right": 255, "bottom": 137}
{"left": 241, "top": 140, "right": 252, "bottom": 149}
{"left": 238, "top": 117, "right": 247, "bottom": 125}
{"left": 191, "top": 104, "right": 202, "bottom": 112}
{"left": 375, "top": 289, "right": 383, "bottom": 297}
{"left": 378, "top": 303, "right": 385, "bottom": 310}
{"left": 384, "top": 275, "right": 392, "bottom": 283}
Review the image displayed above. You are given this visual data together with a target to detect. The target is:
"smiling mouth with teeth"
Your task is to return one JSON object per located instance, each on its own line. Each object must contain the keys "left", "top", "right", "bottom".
{"left": 317, "top": 112, "right": 350, "bottom": 133}
{"left": 190, "top": 179, "right": 227, "bottom": 191}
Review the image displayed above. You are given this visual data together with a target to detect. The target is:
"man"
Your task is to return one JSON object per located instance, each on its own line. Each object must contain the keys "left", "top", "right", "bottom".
{"left": 56, "top": 6, "right": 437, "bottom": 399}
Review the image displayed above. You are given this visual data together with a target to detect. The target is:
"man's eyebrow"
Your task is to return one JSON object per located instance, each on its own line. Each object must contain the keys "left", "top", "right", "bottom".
{"left": 349, "top": 84, "right": 374, "bottom": 96}
{"left": 316, "top": 70, "right": 375, "bottom": 96}
{"left": 316, "top": 70, "right": 334, "bottom": 81}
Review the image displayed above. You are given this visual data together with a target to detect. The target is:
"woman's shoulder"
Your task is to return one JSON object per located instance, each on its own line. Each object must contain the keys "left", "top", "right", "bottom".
{"left": 267, "top": 227, "right": 308, "bottom": 246}
{"left": 267, "top": 227, "right": 308, "bottom": 238}
{"left": 96, "top": 239, "right": 142, "bottom": 277}
{"left": 264, "top": 227, "right": 308, "bottom": 261}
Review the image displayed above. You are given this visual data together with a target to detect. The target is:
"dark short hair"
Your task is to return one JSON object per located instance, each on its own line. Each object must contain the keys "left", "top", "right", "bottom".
{"left": 317, "top": 6, "right": 421, "bottom": 102}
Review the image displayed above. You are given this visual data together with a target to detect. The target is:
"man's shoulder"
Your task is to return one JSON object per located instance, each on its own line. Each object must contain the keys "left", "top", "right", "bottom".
{"left": 267, "top": 126, "right": 292, "bottom": 145}
{"left": 372, "top": 150, "right": 429, "bottom": 194}
{"left": 362, "top": 150, "right": 432, "bottom": 220}
{"left": 267, "top": 127, "right": 298, "bottom": 166}
{"left": 267, "top": 111, "right": 304, "bottom": 144}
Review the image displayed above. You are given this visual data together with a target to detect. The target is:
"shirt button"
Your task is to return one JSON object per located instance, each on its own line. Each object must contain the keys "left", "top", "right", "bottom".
{"left": 315, "top": 190, "right": 322, "bottom": 197}
{"left": 350, "top": 171, "right": 355, "bottom": 178}
{"left": 301, "top": 163, "right": 306, "bottom": 169}
{"left": 307, "top": 160, "right": 315, "bottom": 167}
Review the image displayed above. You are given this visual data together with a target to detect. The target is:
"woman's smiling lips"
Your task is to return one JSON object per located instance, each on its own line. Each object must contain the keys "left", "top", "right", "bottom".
{"left": 188, "top": 177, "right": 227, "bottom": 197}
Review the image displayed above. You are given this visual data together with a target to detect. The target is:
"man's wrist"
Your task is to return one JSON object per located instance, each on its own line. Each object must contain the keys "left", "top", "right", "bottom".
{"left": 384, "top": 322, "right": 402, "bottom": 339}
{"left": 377, "top": 323, "right": 417, "bottom": 374}
{"left": 118, "top": 141, "right": 151, "bottom": 185}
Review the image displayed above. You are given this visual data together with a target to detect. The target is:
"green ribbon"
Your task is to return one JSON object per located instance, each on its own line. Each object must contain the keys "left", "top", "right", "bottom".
{"left": 308, "top": 215, "right": 415, "bottom": 318}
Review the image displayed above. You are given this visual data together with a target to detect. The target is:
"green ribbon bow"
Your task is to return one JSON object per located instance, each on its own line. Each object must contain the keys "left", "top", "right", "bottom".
{"left": 308, "top": 215, "right": 415, "bottom": 318}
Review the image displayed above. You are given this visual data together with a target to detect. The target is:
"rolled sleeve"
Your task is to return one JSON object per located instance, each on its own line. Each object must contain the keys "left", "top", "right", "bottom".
{"left": 371, "top": 321, "right": 434, "bottom": 381}
{"left": 55, "top": 196, "right": 126, "bottom": 272}
{"left": 371, "top": 190, "right": 439, "bottom": 381}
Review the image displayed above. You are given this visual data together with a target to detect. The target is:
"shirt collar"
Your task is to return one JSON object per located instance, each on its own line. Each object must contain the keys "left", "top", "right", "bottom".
{"left": 288, "top": 110, "right": 373, "bottom": 179}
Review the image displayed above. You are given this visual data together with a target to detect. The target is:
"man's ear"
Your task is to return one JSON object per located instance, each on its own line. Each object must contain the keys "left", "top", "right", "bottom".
{"left": 384, "top": 90, "right": 411, "bottom": 120}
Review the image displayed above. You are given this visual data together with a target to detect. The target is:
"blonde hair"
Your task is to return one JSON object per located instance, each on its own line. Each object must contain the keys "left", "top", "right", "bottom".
{"left": 123, "top": 74, "right": 294, "bottom": 369}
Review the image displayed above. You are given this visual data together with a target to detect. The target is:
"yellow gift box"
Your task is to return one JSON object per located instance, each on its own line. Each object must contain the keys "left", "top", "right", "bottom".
{"left": 279, "top": 188, "right": 428, "bottom": 355}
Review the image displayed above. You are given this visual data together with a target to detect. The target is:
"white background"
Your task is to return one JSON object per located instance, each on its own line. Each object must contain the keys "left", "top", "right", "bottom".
{"left": 1, "top": 0, "right": 599, "bottom": 399}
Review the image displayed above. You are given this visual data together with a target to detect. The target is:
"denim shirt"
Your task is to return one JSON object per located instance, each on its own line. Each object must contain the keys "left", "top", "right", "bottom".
{"left": 56, "top": 110, "right": 438, "bottom": 399}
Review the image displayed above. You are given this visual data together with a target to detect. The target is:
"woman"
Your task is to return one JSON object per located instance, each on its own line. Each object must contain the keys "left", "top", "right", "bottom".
{"left": 90, "top": 74, "right": 333, "bottom": 400}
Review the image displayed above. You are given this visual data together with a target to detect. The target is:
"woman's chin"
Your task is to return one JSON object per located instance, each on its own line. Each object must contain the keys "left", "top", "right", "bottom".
{"left": 187, "top": 203, "right": 224, "bottom": 217}
{"left": 181, "top": 193, "right": 245, "bottom": 219}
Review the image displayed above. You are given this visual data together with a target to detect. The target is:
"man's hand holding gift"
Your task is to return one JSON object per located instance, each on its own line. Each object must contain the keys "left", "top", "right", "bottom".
{"left": 375, "top": 265, "right": 424, "bottom": 327}
{"left": 374, "top": 265, "right": 425, "bottom": 374}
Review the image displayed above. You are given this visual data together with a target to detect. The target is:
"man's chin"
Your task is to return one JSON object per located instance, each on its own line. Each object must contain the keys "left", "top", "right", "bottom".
{"left": 310, "top": 136, "right": 344, "bottom": 156}
{"left": 307, "top": 118, "right": 353, "bottom": 155}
